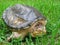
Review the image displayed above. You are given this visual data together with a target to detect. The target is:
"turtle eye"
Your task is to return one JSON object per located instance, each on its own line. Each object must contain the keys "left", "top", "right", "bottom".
{"left": 35, "top": 22, "right": 43, "bottom": 28}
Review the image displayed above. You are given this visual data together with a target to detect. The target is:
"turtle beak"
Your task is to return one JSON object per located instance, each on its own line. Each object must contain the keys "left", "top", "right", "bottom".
{"left": 38, "top": 26, "right": 46, "bottom": 33}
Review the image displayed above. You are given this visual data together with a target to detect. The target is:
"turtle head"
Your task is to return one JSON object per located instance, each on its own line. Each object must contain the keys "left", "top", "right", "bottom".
{"left": 30, "top": 19, "right": 47, "bottom": 37}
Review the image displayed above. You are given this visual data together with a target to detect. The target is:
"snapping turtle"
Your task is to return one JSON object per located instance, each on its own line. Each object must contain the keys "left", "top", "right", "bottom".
{"left": 2, "top": 4, "right": 47, "bottom": 41}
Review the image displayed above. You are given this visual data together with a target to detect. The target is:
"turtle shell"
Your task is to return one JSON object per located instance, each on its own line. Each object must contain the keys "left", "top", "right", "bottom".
{"left": 2, "top": 4, "right": 46, "bottom": 29}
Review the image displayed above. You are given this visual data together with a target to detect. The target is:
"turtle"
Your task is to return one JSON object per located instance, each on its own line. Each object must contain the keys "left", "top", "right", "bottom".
{"left": 2, "top": 4, "right": 47, "bottom": 41}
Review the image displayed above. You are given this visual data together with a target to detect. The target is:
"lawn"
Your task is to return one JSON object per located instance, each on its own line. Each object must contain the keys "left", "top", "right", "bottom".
{"left": 0, "top": 0, "right": 60, "bottom": 45}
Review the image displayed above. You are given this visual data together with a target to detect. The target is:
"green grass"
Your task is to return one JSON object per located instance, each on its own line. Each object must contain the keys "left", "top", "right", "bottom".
{"left": 0, "top": 0, "right": 60, "bottom": 45}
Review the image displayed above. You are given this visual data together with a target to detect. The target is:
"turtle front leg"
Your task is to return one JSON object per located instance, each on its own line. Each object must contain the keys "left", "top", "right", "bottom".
{"left": 7, "top": 29, "right": 28, "bottom": 41}
{"left": 7, "top": 32, "right": 22, "bottom": 41}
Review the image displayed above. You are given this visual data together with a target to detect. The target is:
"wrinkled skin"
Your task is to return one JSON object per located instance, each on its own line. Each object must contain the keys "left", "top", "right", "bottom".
{"left": 2, "top": 4, "right": 47, "bottom": 41}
